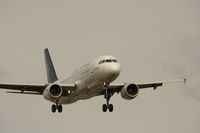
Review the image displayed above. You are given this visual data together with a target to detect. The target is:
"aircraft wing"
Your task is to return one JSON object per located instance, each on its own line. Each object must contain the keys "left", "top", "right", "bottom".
{"left": 106, "top": 78, "right": 186, "bottom": 94}
{"left": 0, "top": 83, "right": 76, "bottom": 95}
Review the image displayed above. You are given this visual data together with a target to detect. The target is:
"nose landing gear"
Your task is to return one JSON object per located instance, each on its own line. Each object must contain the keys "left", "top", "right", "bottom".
{"left": 102, "top": 83, "right": 114, "bottom": 112}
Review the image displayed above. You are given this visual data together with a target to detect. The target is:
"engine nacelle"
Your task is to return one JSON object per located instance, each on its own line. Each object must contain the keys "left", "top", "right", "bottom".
{"left": 43, "top": 84, "right": 63, "bottom": 100}
{"left": 120, "top": 83, "right": 139, "bottom": 100}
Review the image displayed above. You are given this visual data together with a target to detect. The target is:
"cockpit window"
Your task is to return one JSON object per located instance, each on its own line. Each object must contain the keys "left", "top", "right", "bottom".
{"left": 112, "top": 59, "right": 117, "bottom": 62}
{"left": 99, "top": 60, "right": 102, "bottom": 64}
{"left": 99, "top": 59, "right": 117, "bottom": 65}
{"left": 99, "top": 60, "right": 105, "bottom": 64}
{"left": 106, "top": 59, "right": 112, "bottom": 62}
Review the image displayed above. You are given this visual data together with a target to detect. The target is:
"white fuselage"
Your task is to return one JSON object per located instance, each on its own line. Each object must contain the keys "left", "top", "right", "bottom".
{"left": 44, "top": 55, "right": 121, "bottom": 104}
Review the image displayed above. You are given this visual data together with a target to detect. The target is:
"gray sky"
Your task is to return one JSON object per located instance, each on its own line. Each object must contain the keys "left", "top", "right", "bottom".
{"left": 0, "top": 0, "right": 200, "bottom": 133}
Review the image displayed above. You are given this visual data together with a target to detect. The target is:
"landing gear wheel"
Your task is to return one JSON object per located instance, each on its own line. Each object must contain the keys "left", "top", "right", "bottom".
{"left": 51, "top": 104, "right": 56, "bottom": 113}
{"left": 102, "top": 104, "right": 107, "bottom": 112}
{"left": 108, "top": 104, "right": 113, "bottom": 112}
{"left": 102, "top": 83, "right": 115, "bottom": 112}
{"left": 58, "top": 104, "right": 63, "bottom": 113}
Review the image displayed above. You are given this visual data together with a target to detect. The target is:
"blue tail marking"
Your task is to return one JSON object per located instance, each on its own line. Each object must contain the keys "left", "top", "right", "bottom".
{"left": 44, "top": 48, "right": 58, "bottom": 83}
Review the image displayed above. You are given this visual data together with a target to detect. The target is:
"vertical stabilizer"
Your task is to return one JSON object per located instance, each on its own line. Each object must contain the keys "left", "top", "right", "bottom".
{"left": 44, "top": 48, "right": 58, "bottom": 83}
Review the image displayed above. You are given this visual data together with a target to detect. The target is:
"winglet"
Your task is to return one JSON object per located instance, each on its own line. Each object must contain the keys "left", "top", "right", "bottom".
{"left": 44, "top": 48, "right": 58, "bottom": 83}
{"left": 184, "top": 78, "right": 187, "bottom": 84}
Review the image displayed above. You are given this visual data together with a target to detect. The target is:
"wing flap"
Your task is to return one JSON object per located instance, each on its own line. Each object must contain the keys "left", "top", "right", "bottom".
{"left": 137, "top": 78, "right": 186, "bottom": 89}
{"left": 0, "top": 83, "right": 46, "bottom": 93}
{"left": 6, "top": 91, "right": 42, "bottom": 95}
{"left": 137, "top": 82, "right": 163, "bottom": 89}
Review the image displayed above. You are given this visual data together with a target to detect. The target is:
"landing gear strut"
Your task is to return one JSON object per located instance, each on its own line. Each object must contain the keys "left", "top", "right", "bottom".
{"left": 51, "top": 99, "right": 63, "bottom": 113}
{"left": 102, "top": 83, "right": 114, "bottom": 112}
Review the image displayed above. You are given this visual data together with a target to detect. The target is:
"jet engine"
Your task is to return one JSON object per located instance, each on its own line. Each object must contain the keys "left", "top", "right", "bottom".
{"left": 120, "top": 83, "right": 139, "bottom": 100}
{"left": 48, "top": 84, "right": 63, "bottom": 98}
{"left": 43, "top": 84, "right": 63, "bottom": 100}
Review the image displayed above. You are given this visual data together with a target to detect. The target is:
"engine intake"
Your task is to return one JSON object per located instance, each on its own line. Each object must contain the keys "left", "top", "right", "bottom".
{"left": 49, "top": 84, "right": 62, "bottom": 98}
{"left": 120, "top": 83, "right": 139, "bottom": 100}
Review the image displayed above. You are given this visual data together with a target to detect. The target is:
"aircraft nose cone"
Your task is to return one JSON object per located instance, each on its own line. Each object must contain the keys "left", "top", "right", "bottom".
{"left": 104, "top": 64, "right": 120, "bottom": 82}
{"left": 110, "top": 64, "right": 120, "bottom": 76}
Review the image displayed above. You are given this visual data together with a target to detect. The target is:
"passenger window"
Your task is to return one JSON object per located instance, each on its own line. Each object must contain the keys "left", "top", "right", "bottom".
{"left": 99, "top": 60, "right": 102, "bottom": 64}
{"left": 102, "top": 60, "right": 105, "bottom": 64}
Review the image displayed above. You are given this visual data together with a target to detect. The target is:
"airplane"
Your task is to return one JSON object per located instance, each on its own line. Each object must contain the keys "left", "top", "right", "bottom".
{"left": 0, "top": 48, "right": 186, "bottom": 113}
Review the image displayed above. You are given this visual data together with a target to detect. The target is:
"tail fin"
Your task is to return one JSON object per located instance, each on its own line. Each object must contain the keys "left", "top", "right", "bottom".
{"left": 44, "top": 48, "right": 58, "bottom": 83}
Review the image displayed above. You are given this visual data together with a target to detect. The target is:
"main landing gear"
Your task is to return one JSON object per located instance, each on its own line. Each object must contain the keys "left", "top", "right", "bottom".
{"left": 51, "top": 99, "right": 63, "bottom": 113}
{"left": 102, "top": 83, "right": 114, "bottom": 112}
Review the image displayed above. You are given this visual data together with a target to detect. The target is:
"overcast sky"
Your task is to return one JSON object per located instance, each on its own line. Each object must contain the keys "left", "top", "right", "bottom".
{"left": 0, "top": 0, "right": 200, "bottom": 133}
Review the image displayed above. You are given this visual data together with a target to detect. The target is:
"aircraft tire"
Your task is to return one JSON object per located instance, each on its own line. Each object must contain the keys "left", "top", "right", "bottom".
{"left": 58, "top": 104, "right": 63, "bottom": 113}
{"left": 108, "top": 104, "right": 113, "bottom": 112}
{"left": 51, "top": 104, "right": 56, "bottom": 113}
{"left": 102, "top": 104, "right": 107, "bottom": 112}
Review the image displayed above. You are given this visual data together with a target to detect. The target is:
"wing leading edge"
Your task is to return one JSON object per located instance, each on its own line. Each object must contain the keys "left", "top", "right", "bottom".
{"left": 0, "top": 83, "right": 76, "bottom": 95}
{"left": 104, "top": 78, "right": 186, "bottom": 94}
